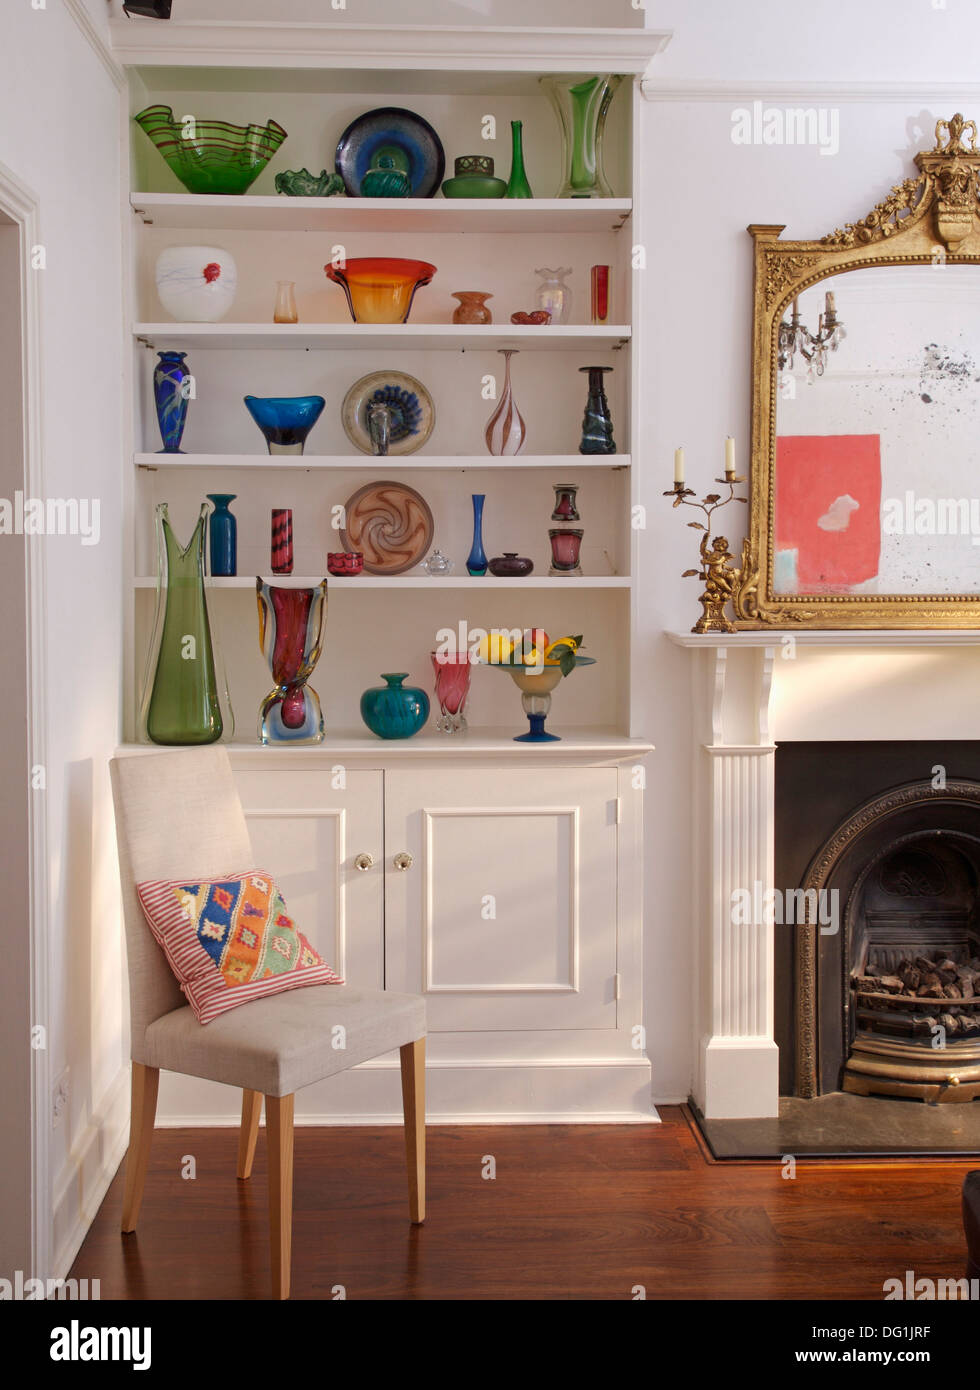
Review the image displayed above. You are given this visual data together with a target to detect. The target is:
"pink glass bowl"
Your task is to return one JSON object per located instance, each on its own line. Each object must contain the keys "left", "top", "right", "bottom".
{"left": 327, "top": 551, "right": 364, "bottom": 576}
{"left": 324, "top": 257, "right": 437, "bottom": 323}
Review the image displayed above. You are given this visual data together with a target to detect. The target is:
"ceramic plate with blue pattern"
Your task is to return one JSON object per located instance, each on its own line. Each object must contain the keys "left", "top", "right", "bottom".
{"left": 334, "top": 107, "right": 446, "bottom": 199}
{"left": 342, "top": 371, "right": 435, "bottom": 456}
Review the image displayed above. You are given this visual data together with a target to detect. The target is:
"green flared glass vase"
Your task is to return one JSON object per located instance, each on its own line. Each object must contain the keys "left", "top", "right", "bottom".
{"left": 539, "top": 74, "right": 623, "bottom": 198}
{"left": 141, "top": 502, "right": 234, "bottom": 745}
{"left": 505, "top": 120, "right": 533, "bottom": 199}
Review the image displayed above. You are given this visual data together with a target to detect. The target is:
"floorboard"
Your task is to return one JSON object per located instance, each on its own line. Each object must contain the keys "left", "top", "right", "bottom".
{"left": 69, "top": 1107, "right": 977, "bottom": 1300}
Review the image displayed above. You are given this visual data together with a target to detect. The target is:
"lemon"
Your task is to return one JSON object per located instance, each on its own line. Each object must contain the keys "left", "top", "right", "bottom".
{"left": 544, "top": 636, "right": 579, "bottom": 665}
{"left": 474, "top": 631, "right": 514, "bottom": 664}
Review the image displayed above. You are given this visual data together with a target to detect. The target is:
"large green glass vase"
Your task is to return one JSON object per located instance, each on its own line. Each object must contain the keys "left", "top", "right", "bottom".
{"left": 539, "top": 74, "right": 623, "bottom": 198}
{"left": 142, "top": 502, "right": 232, "bottom": 745}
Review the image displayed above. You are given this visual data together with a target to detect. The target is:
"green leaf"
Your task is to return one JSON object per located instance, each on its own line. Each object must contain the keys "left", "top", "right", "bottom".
{"left": 559, "top": 650, "right": 576, "bottom": 677}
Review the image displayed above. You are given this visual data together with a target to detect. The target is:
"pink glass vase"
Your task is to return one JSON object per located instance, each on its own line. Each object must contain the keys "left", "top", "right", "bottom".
{"left": 431, "top": 651, "right": 472, "bottom": 733}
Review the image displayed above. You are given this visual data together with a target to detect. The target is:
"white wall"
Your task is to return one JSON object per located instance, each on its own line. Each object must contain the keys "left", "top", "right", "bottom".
{"left": 635, "top": 0, "right": 979, "bottom": 1100}
{"left": 0, "top": 2, "right": 126, "bottom": 1275}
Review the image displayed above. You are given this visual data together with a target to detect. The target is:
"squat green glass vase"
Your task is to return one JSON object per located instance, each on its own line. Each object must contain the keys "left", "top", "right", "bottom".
{"left": 142, "top": 502, "right": 233, "bottom": 745}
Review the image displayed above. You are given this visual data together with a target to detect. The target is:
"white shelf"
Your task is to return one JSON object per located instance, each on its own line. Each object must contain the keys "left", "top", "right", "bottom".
{"left": 110, "top": 21, "right": 671, "bottom": 85}
{"left": 135, "top": 452, "right": 630, "bottom": 471}
{"left": 131, "top": 193, "right": 633, "bottom": 235}
{"left": 133, "top": 322, "right": 631, "bottom": 352}
{"left": 117, "top": 731, "right": 655, "bottom": 761}
{"left": 135, "top": 575, "right": 630, "bottom": 590}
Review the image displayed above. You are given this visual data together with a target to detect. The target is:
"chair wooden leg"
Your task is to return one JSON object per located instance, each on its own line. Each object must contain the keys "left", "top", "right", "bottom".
{"left": 400, "top": 1037, "right": 426, "bottom": 1224}
{"left": 265, "top": 1093, "right": 294, "bottom": 1300}
{"left": 121, "top": 1063, "right": 159, "bottom": 1233}
{"left": 237, "top": 1090, "right": 262, "bottom": 1179}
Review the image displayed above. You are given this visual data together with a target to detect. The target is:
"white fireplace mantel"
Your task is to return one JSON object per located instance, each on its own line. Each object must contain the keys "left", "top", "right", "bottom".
{"left": 669, "top": 629, "right": 980, "bottom": 1118}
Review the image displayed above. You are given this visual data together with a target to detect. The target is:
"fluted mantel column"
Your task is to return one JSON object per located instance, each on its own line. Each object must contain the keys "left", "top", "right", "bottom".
{"left": 690, "top": 643, "right": 779, "bottom": 1119}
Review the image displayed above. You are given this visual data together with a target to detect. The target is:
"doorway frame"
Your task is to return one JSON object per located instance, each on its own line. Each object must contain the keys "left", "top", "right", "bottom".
{"left": 0, "top": 159, "right": 50, "bottom": 1278}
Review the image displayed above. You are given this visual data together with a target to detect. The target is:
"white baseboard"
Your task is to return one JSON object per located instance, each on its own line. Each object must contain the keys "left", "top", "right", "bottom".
{"left": 155, "top": 1110, "right": 661, "bottom": 1127}
{"left": 51, "top": 1066, "right": 130, "bottom": 1281}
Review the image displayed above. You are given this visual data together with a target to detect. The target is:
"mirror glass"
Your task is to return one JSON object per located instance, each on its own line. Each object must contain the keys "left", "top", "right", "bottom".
{"left": 773, "top": 264, "right": 980, "bottom": 596}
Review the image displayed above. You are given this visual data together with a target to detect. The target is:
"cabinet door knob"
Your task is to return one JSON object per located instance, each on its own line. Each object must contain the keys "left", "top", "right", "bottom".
{"left": 354, "top": 852, "right": 374, "bottom": 871}
{"left": 393, "top": 851, "right": 414, "bottom": 871}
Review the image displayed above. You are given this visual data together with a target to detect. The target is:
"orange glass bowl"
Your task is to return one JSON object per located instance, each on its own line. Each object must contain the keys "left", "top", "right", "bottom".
{"left": 324, "top": 257, "right": 436, "bottom": 324}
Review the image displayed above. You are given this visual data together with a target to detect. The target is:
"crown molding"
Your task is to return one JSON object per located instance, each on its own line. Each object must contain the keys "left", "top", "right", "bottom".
{"left": 642, "top": 78, "right": 980, "bottom": 103}
{"left": 107, "top": 18, "right": 671, "bottom": 74}
{"left": 65, "top": 0, "right": 126, "bottom": 89}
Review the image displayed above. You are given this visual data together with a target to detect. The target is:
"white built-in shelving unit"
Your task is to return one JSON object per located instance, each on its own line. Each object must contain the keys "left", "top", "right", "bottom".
{"left": 112, "top": 19, "right": 666, "bottom": 1122}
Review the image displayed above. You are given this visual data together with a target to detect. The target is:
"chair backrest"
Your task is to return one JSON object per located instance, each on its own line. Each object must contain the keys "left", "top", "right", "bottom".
{"left": 109, "top": 746, "right": 254, "bottom": 1049}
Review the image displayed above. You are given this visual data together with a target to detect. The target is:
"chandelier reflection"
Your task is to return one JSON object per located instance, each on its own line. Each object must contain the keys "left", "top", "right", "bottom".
{"left": 778, "top": 290, "right": 846, "bottom": 379}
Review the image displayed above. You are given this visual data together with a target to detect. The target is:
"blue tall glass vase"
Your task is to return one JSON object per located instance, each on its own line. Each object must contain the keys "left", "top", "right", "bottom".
{"left": 154, "top": 350, "right": 190, "bottom": 454}
{"left": 206, "top": 493, "right": 237, "bottom": 576}
{"left": 466, "top": 493, "right": 488, "bottom": 576}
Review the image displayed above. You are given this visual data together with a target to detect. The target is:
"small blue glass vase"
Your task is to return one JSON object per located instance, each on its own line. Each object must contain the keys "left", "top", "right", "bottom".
{"left": 466, "top": 493, "right": 488, "bottom": 576}
{"left": 154, "top": 350, "right": 190, "bottom": 453}
{"left": 206, "top": 493, "right": 237, "bottom": 576}
{"left": 360, "top": 673, "right": 430, "bottom": 739}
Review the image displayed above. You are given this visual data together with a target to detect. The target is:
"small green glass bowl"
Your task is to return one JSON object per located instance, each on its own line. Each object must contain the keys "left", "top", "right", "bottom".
{"left": 441, "top": 154, "right": 507, "bottom": 199}
{"left": 135, "top": 105, "right": 288, "bottom": 196}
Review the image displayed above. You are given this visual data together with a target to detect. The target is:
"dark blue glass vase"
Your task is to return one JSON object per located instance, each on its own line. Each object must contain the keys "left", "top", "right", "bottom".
{"left": 360, "top": 673, "right": 429, "bottom": 739}
{"left": 154, "top": 350, "right": 190, "bottom": 453}
{"left": 466, "top": 493, "right": 487, "bottom": 576}
{"left": 206, "top": 493, "right": 237, "bottom": 576}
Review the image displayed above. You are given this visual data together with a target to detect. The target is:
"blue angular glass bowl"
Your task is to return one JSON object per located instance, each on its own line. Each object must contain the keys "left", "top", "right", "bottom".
{"left": 244, "top": 395, "right": 325, "bottom": 456}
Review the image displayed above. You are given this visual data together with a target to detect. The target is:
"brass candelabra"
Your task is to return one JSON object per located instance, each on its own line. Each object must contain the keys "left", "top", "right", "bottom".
{"left": 663, "top": 473, "right": 749, "bottom": 633}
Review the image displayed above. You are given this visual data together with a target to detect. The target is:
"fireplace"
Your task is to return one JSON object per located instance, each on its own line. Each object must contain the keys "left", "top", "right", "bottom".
{"left": 775, "top": 743, "right": 980, "bottom": 1103}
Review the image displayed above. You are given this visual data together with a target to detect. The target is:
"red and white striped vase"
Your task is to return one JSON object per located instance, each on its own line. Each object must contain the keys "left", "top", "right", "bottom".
{"left": 484, "top": 348, "right": 526, "bottom": 456}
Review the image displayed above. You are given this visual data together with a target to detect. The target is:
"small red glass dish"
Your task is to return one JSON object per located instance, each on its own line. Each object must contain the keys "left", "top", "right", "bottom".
{"left": 324, "top": 257, "right": 436, "bottom": 324}
{"left": 327, "top": 551, "right": 364, "bottom": 576}
{"left": 510, "top": 309, "right": 551, "bottom": 325}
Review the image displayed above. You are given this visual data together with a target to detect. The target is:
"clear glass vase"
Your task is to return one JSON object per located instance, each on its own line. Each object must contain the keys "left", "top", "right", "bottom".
{"left": 140, "top": 502, "right": 234, "bottom": 745}
{"left": 539, "top": 74, "right": 623, "bottom": 199}
{"left": 534, "top": 268, "right": 573, "bottom": 325}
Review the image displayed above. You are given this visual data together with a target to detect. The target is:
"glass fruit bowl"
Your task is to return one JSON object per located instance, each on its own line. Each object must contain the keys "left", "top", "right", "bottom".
{"left": 244, "top": 395, "right": 325, "bottom": 456}
{"left": 135, "top": 105, "right": 288, "bottom": 196}
{"left": 484, "top": 652, "right": 596, "bottom": 742}
{"left": 324, "top": 257, "right": 436, "bottom": 323}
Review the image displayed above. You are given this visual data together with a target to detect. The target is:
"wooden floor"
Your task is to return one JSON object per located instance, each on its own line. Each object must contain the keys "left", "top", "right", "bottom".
{"left": 70, "top": 1106, "right": 976, "bottom": 1300}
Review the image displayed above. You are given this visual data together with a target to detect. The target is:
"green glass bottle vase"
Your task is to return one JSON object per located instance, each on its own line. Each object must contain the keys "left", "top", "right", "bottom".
{"left": 141, "top": 502, "right": 233, "bottom": 745}
{"left": 505, "top": 120, "right": 533, "bottom": 199}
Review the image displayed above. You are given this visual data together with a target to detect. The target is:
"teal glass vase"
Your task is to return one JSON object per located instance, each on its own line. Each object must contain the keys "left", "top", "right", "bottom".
{"left": 141, "top": 502, "right": 233, "bottom": 745}
{"left": 505, "top": 120, "right": 533, "bottom": 199}
{"left": 539, "top": 74, "right": 623, "bottom": 198}
{"left": 360, "top": 673, "right": 430, "bottom": 739}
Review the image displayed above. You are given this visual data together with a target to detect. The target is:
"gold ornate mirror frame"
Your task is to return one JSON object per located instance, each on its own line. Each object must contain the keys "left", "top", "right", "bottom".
{"left": 734, "top": 114, "right": 980, "bottom": 629}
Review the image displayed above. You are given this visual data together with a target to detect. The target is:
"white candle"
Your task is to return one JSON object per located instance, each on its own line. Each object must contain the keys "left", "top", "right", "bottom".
{"left": 674, "top": 447, "right": 685, "bottom": 485}
{"left": 725, "top": 436, "right": 736, "bottom": 479}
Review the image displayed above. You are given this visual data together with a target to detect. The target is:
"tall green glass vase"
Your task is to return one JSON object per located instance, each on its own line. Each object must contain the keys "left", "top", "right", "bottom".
{"left": 505, "top": 119, "right": 533, "bottom": 199}
{"left": 141, "top": 502, "right": 233, "bottom": 745}
{"left": 539, "top": 74, "right": 623, "bottom": 198}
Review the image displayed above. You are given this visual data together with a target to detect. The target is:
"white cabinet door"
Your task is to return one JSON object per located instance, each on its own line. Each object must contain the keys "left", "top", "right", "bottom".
{"left": 385, "top": 767, "right": 619, "bottom": 1031}
{"left": 233, "top": 768, "right": 384, "bottom": 990}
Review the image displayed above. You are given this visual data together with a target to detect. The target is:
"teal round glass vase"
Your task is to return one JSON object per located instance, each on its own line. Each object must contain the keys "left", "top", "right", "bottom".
{"left": 360, "top": 673, "right": 430, "bottom": 739}
{"left": 141, "top": 502, "right": 234, "bottom": 745}
{"left": 539, "top": 74, "right": 623, "bottom": 198}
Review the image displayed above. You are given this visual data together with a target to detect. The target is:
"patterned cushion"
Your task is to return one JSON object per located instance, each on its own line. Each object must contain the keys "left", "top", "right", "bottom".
{"left": 136, "top": 870, "right": 342, "bottom": 1024}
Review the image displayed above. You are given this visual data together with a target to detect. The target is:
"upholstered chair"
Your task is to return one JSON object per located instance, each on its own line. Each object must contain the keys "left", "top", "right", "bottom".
{"left": 110, "top": 746, "right": 425, "bottom": 1299}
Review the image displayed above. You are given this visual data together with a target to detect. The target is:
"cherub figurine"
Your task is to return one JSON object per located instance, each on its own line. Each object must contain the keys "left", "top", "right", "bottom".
{"left": 687, "top": 533, "right": 742, "bottom": 633}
